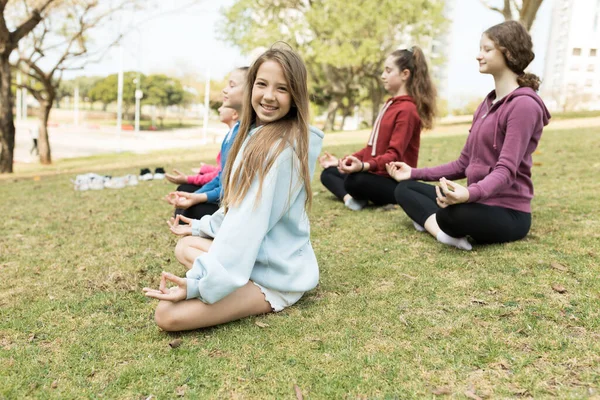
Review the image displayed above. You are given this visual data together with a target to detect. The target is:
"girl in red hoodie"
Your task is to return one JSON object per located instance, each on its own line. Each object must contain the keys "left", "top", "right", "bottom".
{"left": 387, "top": 21, "right": 550, "bottom": 250}
{"left": 319, "top": 46, "right": 437, "bottom": 211}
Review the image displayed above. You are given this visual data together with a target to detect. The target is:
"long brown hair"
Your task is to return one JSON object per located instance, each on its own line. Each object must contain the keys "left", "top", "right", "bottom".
{"left": 484, "top": 21, "right": 541, "bottom": 91}
{"left": 390, "top": 46, "right": 437, "bottom": 129}
{"left": 222, "top": 47, "right": 312, "bottom": 212}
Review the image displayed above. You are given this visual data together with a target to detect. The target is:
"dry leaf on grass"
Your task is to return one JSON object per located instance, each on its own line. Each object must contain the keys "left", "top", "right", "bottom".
{"left": 431, "top": 386, "right": 452, "bottom": 395}
{"left": 51, "top": 380, "right": 58, "bottom": 389}
{"left": 552, "top": 284, "right": 567, "bottom": 294}
{"left": 175, "top": 385, "right": 188, "bottom": 397}
{"left": 169, "top": 339, "right": 183, "bottom": 348}
{"left": 471, "top": 298, "right": 488, "bottom": 305}
{"left": 464, "top": 389, "right": 482, "bottom": 400}
{"left": 551, "top": 262, "right": 569, "bottom": 272}
{"left": 255, "top": 321, "right": 269, "bottom": 328}
{"left": 294, "top": 384, "right": 303, "bottom": 400}
{"left": 400, "top": 273, "right": 417, "bottom": 280}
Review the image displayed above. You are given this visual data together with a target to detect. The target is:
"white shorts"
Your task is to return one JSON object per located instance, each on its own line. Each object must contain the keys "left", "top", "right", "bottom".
{"left": 252, "top": 282, "right": 304, "bottom": 312}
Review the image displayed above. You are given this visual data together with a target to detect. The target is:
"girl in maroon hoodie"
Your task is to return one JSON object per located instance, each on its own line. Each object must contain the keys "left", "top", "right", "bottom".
{"left": 319, "top": 46, "right": 437, "bottom": 211}
{"left": 387, "top": 21, "right": 550, "bottom": 250}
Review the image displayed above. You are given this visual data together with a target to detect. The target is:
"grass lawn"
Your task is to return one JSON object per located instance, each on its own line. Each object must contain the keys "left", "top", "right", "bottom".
{"left": 1, "top": 126, "right": 599, "bottom": 398}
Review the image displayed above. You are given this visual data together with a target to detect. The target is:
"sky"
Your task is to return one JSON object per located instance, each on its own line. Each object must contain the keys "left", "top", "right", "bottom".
{"left": 67, "top": 0, "right": 555, "bottom": 107}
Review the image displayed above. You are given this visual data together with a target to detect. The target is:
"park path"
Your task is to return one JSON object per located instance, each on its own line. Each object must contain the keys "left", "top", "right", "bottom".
{"left": 12, "top": 116, "right": 600, "bottom": 164}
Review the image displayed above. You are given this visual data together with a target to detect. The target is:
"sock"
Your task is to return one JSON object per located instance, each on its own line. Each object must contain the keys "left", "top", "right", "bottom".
{"left": 436, "top": 230, "right": 472, "bottom": 251}
{"left": 412, "top": 220, "right": 426, "bottom": 232}
{"left": 344, "top": 197, "right": 367, "bottom": 211}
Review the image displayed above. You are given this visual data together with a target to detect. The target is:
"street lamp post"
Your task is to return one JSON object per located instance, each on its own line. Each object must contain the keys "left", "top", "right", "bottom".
{"left": 134, "top": 77, "right": 143, "bottom": 134}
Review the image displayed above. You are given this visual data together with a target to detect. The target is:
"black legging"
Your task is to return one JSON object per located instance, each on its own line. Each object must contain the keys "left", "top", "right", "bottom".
{"left": 320, "top": 167, "right": 397, "bottom": 206}
{"left": 394, "top": 180, "right": 531, "bottom": 244}
{"left": 174, "top": 184, "right": 219, "bottom": 221}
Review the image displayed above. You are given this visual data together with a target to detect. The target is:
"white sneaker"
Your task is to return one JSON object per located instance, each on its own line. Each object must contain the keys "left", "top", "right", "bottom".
{"left": 125, "top": 174, "right": 138, "bottom": 186}
{"left": 153, "top": 167, "right": 165, "bottom": 180}
{"left": 89, "top": 177, "right": 105, "bottom": 190}
{"left": 72, "top": 177, "right": 90, "bottom": 191}
{"left": 139, "top": 168, "right": 153, "bottom": 181}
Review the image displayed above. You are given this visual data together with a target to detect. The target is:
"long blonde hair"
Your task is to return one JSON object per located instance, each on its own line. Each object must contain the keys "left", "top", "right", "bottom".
{"left": 222, "top": 47, "right": 312, "bottom": 212}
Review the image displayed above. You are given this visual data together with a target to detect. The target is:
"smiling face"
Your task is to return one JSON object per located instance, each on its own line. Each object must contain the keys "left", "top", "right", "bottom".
{"left": 476, "top": 34, "right": 507, "bottom": 76}
{"left": 222, "top": 69, "right": 246, "bottom": 112}
{"left": 251, "top": 60, "right": 292, "bottom": 125}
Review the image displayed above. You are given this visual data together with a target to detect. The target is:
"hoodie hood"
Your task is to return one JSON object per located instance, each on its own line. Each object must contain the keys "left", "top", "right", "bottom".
{"left": 482, "top": 87, "right": 551, "bottom": 150}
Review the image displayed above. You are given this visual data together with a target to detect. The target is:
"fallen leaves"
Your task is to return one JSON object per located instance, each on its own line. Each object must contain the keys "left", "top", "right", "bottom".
{"left": 551, "top": 262, "right": 569, "bottom": 272}
{"left": 169, "top": 339, "right": 183, "bottom": 349}
{"left": 464, "top": 389, "right": 482, "bottom": 400}
{"left": 175, "top": 384, "right": 188, "bottom": 397}
{"left": 551, "top": 284, "right": 567, "bottom": 294}
{"left": 471, "top": 298, "right": 488, "bottom": 305}
{"left": 431, "top": 386, "right": 452, "bottom": 395}
{"left": 50, "top": 380, "right": 58, "bottom": 389}
{"left": 294, "top": 384, "right": 303, "bottom": 400}
{"left": 399, "top": 273, "right": 417, "bottom": 280}
{"left": 255, "top": 321, "right": 269, "bottom": 328}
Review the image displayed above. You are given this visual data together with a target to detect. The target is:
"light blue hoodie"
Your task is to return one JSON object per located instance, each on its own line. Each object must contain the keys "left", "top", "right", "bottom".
{"left": 186, "top": 125, "right": 325, "bottom": 303}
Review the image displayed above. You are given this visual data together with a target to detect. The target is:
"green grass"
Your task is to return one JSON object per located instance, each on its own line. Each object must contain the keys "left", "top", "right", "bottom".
{"left": 1, "top": 127, "right": 599, "bottom": 398}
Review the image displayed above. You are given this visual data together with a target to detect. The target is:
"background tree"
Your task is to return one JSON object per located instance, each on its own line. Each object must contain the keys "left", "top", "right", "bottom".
{"left": 13, "top": 0, "right": 141, "bottom": 165}
{"left": 220, "top": 0, "right": 446, "bottom": 131}
{"left": 56, "top": 75, "right": 101, "bottom": 109}
{"left": 88, "top": 71, "right": 145, "bottom": 114}
{"left": 0, "top": 0, "right": 56, "bottom": 172}
{"left": 143, "top": 74, "right": 188, "bottom": 127}
{"left": 479, "top": 0, "right": 545, "bottom": 30}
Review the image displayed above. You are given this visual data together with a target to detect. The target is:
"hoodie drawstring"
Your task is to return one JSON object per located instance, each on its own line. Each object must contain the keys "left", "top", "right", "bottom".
{"left": 368, "top": 100, "right": 393, "bottom": 156}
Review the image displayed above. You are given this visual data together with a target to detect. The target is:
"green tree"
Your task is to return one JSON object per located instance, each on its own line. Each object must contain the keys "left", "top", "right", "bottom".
{"left": 220, "top": 0, "right": 446, "bottom": 131}
{"left": 57, "top": 76, "right": 101, "bottom": 109}
{"left": 143, "top": 74, "right": 189, "bottom": 127}
{"left": 89, "top": 72, "right": 145, "bottom": 114}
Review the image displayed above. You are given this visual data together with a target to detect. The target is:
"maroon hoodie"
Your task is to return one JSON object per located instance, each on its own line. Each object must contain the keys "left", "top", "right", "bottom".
{"left": 411, "top": 87, "right": 551, "bottom": 213}
{"left": 353, "top": 95, "right": 421, "bottom": 177}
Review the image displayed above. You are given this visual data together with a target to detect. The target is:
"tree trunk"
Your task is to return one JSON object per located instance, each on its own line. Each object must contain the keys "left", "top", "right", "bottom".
{"left": 520, "top": 0, "right": 544, "bottom": 30}
{"left": 370, "top": 86, "right": 384, "bottom": 126}
{"left": 38, "top": 102, "right": 52, "bottom": 164}
{"left": 0, "top": 54, "right": 15, "bottom": 173}
{"left": 323, "top": 100, "right": 338, "bottom": 131}
{"left": 339, "top": 114, "right": 347, "bottom": 131}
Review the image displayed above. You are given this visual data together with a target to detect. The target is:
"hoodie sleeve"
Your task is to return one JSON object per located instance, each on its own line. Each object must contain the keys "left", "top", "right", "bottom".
{"left": 185, "top": 148, "right": 301, "bottom": 304}
{"left": 187, "top": 168, "right": 221, "bottom": 186}
{"left": 467, "top": 96, "right": 543, "bottom": 203}
{"left": 191, "top": 207, "right": 225, "bottom": 238}
{"left": 194, "top": 173, "right": 221, "bottom": 203}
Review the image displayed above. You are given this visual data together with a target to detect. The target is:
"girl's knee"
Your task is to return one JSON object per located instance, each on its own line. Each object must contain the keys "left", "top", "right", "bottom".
{"left": 155, "top": 301, "right": 185, "bottom": 332}
{"left": 393, "top": 180, "right": 411, "bottom": 203}
{"left": 174, "top": 236, "right": 194, "bottom": 260}
{"left": 320, "top": 167, "right": 335, "bottom": 185}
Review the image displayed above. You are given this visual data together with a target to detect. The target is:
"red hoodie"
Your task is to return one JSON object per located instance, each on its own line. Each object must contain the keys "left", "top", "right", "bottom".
{"left": 352, "top": 95, "right": 421, "bottom": 177}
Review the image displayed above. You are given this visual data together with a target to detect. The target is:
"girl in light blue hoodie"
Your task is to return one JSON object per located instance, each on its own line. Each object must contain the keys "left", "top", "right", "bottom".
{"left": 143, "top": 46, "right": 324, "bottom": 332}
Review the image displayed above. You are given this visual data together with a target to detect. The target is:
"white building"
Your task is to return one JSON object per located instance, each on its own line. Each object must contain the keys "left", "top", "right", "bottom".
{"left": 541, "top": 0, "right": 600, "bottom": 111}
